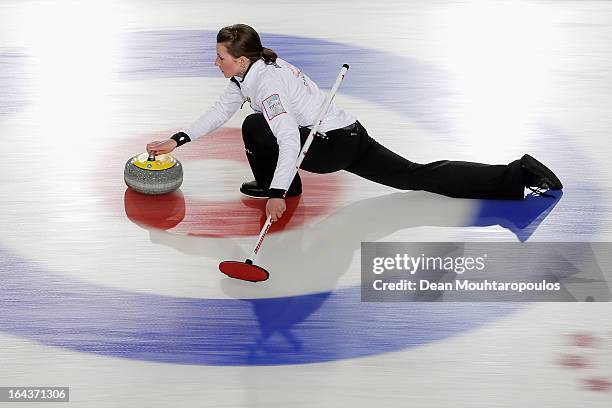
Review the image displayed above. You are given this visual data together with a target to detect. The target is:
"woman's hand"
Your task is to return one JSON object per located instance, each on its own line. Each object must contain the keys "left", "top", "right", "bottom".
{"left": 146, "top": 139, "right": 178, "bottom": 156}
{"left": 266, "top": 198, "right": 286, "bottom": 222}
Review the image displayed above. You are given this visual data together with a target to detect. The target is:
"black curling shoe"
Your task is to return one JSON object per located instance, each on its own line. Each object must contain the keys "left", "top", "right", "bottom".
{"left": 520, "top": 154, "right": 563, "bottom": 197}
{"left": 239, "top": 180, "right": 302, "bottom": 199}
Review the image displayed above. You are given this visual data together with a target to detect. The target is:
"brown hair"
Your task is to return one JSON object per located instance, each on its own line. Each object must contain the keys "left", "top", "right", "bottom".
{"left": 216, "top": 24, "right": 277, "bottom": 64}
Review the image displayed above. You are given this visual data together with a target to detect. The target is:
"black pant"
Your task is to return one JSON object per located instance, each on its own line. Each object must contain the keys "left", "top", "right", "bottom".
{"left": 241, "top": 113, "right": 525, "bottom": 200}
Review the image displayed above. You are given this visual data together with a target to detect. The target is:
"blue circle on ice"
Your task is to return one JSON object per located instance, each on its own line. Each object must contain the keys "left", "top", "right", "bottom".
{"left": 0, "top": 30, "right": 602, "bottom": 365}
{"left": 0, "top": 246, "right": 521, "bottom": 365}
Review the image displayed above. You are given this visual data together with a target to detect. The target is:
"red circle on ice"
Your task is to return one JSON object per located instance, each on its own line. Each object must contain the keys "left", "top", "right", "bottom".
{"left": 105, "top": 127, "right": 344, "bottom": 237}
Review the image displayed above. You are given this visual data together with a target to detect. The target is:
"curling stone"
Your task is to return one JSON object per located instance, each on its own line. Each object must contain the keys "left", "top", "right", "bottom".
{"left": 124, "top": 152, "right": 183, "bottom": 195}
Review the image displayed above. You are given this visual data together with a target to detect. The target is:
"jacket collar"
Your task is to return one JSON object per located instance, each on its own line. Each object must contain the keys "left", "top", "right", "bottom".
{"left": 239, "top": 58, "right": 260, "bottom": 82}
{"left": 232, "top": 59, "right": 265, "bottom": 91}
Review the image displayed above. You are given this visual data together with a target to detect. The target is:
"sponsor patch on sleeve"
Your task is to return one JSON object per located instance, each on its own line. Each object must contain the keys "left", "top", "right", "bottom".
{"left": 262, "top": 94, "right": 287, "bottom": 120}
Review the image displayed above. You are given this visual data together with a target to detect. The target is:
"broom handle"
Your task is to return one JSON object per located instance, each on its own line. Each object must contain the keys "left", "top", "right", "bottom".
{"left": 246, "top": 64, "right": 350, "bottom": 265}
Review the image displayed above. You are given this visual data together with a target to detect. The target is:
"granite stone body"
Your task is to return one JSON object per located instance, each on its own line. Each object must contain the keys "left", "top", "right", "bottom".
{"left": 124, "top": 155, "right": 183, "bottom": 195}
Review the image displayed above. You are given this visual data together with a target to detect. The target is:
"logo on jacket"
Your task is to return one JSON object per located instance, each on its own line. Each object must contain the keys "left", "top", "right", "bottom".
{"left": 263, "top": 94, "right": 287, "bottom": 120}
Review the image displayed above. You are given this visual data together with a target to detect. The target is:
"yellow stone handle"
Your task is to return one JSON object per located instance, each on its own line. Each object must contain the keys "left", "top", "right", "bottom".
{"left": 131, "top": 153, "right": 178, "bottom": 171}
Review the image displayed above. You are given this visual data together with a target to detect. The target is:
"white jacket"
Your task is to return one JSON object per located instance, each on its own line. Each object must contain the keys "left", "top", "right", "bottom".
{"left": 182, "top": 58, "right": 356, "bottom": 192}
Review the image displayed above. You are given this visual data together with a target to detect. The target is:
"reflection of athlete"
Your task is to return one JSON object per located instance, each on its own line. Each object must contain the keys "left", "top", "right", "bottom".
{"left": 146, "top": 24, "right": 563, "bottom": 222}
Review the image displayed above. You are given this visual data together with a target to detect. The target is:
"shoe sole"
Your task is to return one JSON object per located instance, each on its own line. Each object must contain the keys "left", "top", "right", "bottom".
{"left": 521, "top": 154, "right": 563, "bottom": 190}
{"left": 239, "top": 189, "right": 302, "bottom": 199}
{"left": 239, "top": 189, "right": 268, "bottom": 199}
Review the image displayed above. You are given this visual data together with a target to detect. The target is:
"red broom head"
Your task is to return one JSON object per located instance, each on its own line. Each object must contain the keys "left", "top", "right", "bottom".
{"left": 218, "top": 261, "right": 269, "bottom": 282}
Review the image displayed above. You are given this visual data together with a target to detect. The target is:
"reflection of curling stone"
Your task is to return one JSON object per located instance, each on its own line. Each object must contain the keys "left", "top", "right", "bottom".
{"left": 124, "top": 188, "right": 185, "bottom": 230}
{"left": 124, "top": 152, "right": 183, "bottom": 195}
